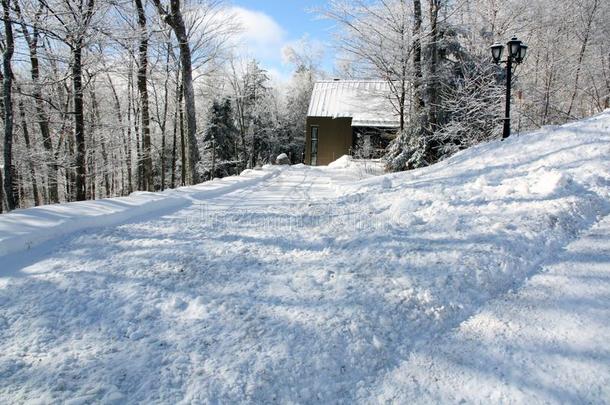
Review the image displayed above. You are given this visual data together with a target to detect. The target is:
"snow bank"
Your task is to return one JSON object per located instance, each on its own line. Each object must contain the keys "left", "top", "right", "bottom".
{"left": 327, "top": 155, "right": 353, "bottom": 168}
{"left": 327, "top": 155, "right": 382, "bottom": 170}
{"left": 0, "top": 167, "right": 278, "bottom": 258}
{"left": 0, "top": 192, "right": 185, "bottom": 258}
{"left": 325, "top": 155, "right": 386, "bottom": 180}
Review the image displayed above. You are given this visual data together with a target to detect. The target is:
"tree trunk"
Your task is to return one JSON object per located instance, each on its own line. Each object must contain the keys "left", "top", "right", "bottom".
{"left": 170, "top": 70, "right": 180, "bottom": 189}
{"left": 125, "top": 64, "right": 134, "bottom": 194}
{"left": 72, "top": 43, "right": 87, "bottom": 201}
{"left": 171, "top": 103, "right": 178, "bottom": 189}
{"left": 16, "top": 167, "right": 24, "bottom": 207}
{"left": 159, "top": 41, "right": 171, "bottom": 191}
{"left": 425, "top": 0, "right": 441, "bottom": 161}
{"left": 0, "top": 71, "right": 4, "bottom": 121}
{"left": 412, "top": 0, "right": 425, "bottom": 114}
{"left": 398, "top": 77, "right": 406, "bottom": 131}
{"left": 179, "top": 84, "right": 186, "bottom": 186}
{"left": 66, "top": 125, "right": 76, "bottom": 201}
{"left": 90, "top": 88, "right": 111, "bottom": 197}
{"left": 0, "top": 168, "right": 3, "bottom": 213}
{"left": 18, "top": 99, "right": 42, "bottom": 206}
{"left": 427, "top": 0, "right": 440, "bottom": 129}
{"left": 605, "top": 52, "right": 610, "bottom": 110}
{"left": 211, "top": 137, "right": 216, "bottom": 180}
{"left": 135, "top": 0, "right": 153, "bottom": 191}
{"left": 87, "top": 152, "right": 95, "bottom": 199}
{"left": 49, "top": 52, "right": 71, "bottom": 200}
{"left": 2, "top": 0, "right": 17, "bottom": 210}
{"left": 106, "top": 72, "right": 132, "bottom": 195}
{"left": 131, "top": 76, "right": 142, "bottom": 190}
{"left": 178, "top": 34, "right": 201, "bottom": 184}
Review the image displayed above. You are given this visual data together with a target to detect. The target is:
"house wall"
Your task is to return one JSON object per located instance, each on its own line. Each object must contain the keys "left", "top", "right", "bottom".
{"left": 305, "top": 117, "right": 353, "bottom": 166}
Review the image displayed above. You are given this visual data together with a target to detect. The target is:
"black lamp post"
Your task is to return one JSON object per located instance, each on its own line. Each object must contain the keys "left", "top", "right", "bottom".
{"left": 491, "top": 37, "right": 528, "bottom": 139}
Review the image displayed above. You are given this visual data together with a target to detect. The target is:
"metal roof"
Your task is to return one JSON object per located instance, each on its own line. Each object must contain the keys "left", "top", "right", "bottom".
{"left": 307, "top": 80, "right": 401, "bottom": 128}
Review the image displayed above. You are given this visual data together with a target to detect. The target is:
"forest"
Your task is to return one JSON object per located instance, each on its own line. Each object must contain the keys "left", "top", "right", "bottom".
{"left": 1, "top": 0, "right": 609, "bottom": 212}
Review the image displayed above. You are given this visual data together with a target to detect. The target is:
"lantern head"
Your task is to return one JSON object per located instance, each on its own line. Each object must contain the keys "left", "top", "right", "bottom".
{"left": 516, "top": 43, "right": 528, "bottom": 63}
{"left": 508, "top": 37, "right": 522, "bottom": 60}
{"left": 490, "top": 43, "right": 504, "bottom": 64}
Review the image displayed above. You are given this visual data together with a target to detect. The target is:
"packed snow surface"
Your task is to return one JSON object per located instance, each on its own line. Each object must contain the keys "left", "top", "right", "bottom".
{"left": 1, "top": 111, "right": 610, "bottom": 403}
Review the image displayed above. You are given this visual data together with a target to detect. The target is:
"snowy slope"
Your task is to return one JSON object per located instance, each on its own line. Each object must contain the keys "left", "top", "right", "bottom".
{"left": 0, "top": 167, "right": 277, "bottom": 257}
{"left": 1, "top": 111, "right": 609, "bottom": 403}
{"left": 370, "top": 215, "right": 610, "bottom": 403}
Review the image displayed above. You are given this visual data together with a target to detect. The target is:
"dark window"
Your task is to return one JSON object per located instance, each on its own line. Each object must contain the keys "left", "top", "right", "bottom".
{"left": 310, "top": 126, "right": 318, "bottom": 165}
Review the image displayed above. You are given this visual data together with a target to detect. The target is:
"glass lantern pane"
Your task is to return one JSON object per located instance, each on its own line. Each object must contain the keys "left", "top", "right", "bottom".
{"left": 493, "top": 46, "right": 503, "bottom": 60}
{"left": 509, "top": 39, "right": 521, "bottom": 58}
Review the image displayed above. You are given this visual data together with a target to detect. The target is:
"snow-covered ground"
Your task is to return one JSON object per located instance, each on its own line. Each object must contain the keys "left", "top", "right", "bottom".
{"left": 1, "top": 111, "right": 609, "bottom": 403}
{"left": 371, "top": 214, "right": 610, "bottom": 403}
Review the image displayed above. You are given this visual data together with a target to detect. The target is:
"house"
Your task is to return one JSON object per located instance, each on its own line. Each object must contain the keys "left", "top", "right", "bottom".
{"left": 304, "top": 80, "right": 401, "bottom": 166}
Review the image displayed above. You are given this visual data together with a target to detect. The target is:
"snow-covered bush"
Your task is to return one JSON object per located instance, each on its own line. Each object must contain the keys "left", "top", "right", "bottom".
{"left": 432, "top": 56, "right": 504, "bottom": 158}
{"left": 384, "top": 116, "right": 429, "bottom": 171}
{"left": 276, "top": 153, "right": 290, "bottom": 165}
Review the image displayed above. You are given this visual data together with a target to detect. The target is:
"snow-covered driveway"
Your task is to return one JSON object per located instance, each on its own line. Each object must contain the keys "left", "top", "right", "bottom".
{"left": 2, "top": 165, "right": 406, "bottom": 404}
{"left": 1, "top": 111, "right": 610, "bottom": 403}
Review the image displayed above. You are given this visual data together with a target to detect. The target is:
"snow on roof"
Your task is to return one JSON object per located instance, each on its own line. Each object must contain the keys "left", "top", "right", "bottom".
{"left": 307, "top": 80, "right": 400, "bottom": 128}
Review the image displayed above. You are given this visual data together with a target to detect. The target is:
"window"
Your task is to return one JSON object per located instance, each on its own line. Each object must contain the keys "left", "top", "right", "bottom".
{"left": 310, "top": 126, "right": 318, "bottom": 166}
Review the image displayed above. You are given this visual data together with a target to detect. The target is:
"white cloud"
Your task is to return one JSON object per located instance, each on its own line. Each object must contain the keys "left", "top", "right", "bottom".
{"left": 230, "top": 6, "right": 287, "bottom": 61}
{"left": 217, "top": 7, "right": 326, "bottom": 84}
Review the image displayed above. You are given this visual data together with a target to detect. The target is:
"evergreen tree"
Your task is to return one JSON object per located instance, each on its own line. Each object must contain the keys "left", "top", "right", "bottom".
{"left": 203, "top": 98, "right": 238, "bottom": 179}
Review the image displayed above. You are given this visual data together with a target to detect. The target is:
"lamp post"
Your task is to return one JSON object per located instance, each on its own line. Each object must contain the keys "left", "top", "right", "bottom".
{"left": 491, "top": 37, "right": 528, "bottom": 139}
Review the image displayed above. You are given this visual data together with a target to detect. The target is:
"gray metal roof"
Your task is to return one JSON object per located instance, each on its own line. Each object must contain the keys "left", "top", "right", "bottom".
{"left": 307, "top": 80, "right": 401, "bottom": 128}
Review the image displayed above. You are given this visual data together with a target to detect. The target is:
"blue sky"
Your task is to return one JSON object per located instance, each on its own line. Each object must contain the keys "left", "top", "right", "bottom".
{"left": 229, "top": 1, "right": 335, "bottom": 81}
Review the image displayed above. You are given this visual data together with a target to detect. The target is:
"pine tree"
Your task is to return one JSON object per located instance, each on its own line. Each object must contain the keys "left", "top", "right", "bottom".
{"left": 203, "top": 98, "right": 238, "bottom": 179}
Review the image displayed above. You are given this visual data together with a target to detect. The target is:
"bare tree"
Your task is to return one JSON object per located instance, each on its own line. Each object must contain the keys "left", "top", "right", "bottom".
{"left": 37, "top": 0, "right": 99, "bottom": 200}
{"left": 18, "top": 98, "right": 42, "bottom": 205}
{"left": 2, "top": 0, "right": 17, "bottom": 210}
{"left": 412, "top": 0, "right": 424, "bottom": 114}
{"left": 151, "top": 0, "right": 201, "bottom": 184}
{"left": 566, "top": 0, "right": 600, "bottom": 117}
{"left": 14, "top": 1, "right": 59, "bottom": 203}
{"left": 134, "top": 0, "right": 153, "bottom": 190}
{"left": 321, "top": 0, "right": 414, "bottom": 131}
